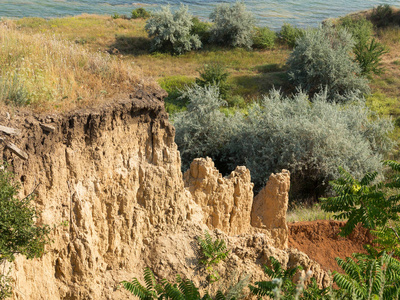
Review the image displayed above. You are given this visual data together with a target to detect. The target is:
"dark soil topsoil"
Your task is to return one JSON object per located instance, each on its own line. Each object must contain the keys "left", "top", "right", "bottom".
{"left": 288, "top": 220, "right": 374, "bottom": 273}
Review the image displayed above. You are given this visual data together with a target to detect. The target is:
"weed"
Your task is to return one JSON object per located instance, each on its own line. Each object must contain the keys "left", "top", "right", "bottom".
{"left": 197, "top": 231, "right": 229, "bottom": 283}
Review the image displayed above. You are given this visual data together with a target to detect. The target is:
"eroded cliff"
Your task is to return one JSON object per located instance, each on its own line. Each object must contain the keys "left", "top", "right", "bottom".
{"left": 0, "top": 91, "right": 329, "bottom": 299}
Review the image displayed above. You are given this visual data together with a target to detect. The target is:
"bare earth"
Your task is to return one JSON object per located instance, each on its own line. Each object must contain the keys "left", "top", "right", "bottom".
{"left": 288, "top": 220, "right": 374, "bottom": 273}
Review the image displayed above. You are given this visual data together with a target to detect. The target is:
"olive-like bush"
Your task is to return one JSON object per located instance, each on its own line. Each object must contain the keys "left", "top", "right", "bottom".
{"left": 173, "top": 88, "right": 393, "bottom": 199}
{"left": 209, "top": 2, "right": 255, "bottom": 49}
{"left": 287, "top": 24, "right": 370, "bottom": 102}
{"left": 145, "top": 5, "right": 201, "bottom": 54}
{"left": 173, "top": 84, "right": 237, "bottom": 172}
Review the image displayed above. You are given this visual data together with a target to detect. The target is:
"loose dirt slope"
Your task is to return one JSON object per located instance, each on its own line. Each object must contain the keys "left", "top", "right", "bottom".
{"left": 288, "top": 220, "right": 374, "bottom": 273}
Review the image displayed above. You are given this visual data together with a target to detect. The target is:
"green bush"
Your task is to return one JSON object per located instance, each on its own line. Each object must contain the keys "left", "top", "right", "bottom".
{"left": 334, "top": 252, "right": 400, "bottom": 299}
{"left": 196, "top": 63, "right": 230, "bottom": 99}
{"left": 0, "top": 165, "right": 51, "bottom": 298}
{"left": 371, "top": 4, "right": 394, "bottom": 28}
{"left": 339, "top": 16, "right": 373, "bottom": 45}
{"left": 191, "top": 17, "right": 212, "bottom": 44}
{"left": 278, "top": 23, "right": 305, "bottom": 48}
{"left": 252, "top": 26, "right": 277, "bottom": 49}
{"left": 320, "top": 161, "right": 400, "bottom": 237}
{"left": 131, "top": 7, "right": 151, "bottom": 19}
{"left": 339, "top": 16, "right": 387, "bottom": 75}
{"left": 173, "top": 84, "right": 234, "bottom": 171}
{"left": 287, "top": 24, "right": 370, "bottom": 102}
{"left": 173, "top": 88, "right": 393, "bottom": 198}
{"left": 209, "top": 2, "right": 255, "bottom": 49}
{"left": 354, "top": 38, "right": 388, "bottom": 75}
{"left": 145, "top": 5, "right": 202, "bottom": 54}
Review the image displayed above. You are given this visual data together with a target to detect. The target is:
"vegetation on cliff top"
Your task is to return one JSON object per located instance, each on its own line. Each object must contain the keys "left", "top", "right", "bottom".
{"left": 0, "top": 5, "right": 399, "bottom": 201}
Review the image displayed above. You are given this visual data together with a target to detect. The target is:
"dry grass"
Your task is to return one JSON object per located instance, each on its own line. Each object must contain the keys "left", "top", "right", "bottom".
{"left": 0, "top": 21, "right": 146, "bottom": 111}
{"left": 10, "top": 15, "right": 290, "bottom": 98}
{"left": 286, "top": 203, "right": 341, "bottom": 223}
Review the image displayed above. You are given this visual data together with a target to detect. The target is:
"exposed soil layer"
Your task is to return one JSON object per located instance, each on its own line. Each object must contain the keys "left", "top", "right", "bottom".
{"left": 288, "top": 220, "right": 374, "bottom": 273}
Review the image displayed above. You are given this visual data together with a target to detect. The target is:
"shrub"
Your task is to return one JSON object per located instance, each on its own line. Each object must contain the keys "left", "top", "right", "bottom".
{"left": 172, "top": 84, "right": 236, "bottom": 172}
{"left": 252, "top": 26, "right": 277, "bottom": 49}
{"left": 354, "top": 38, "right": 388, "bottom": 75}
{"left": 339, "top": 16, "right": 387, "bottom": 75}
{"left": 334, "top": 252, "right": 400, "bottom": 299}
{"left": 209, "top": 2, "right": 255, "bottom": 49}
{"left": 371, "top": 4, "right": 394, "bottom": 28}
{"left": 190, "top": 17, "right": 211, "bottom": 44}
{"left": 287, "top": 24, "right": 370, "bottom": 102}
{"left": 111, "top": 13, "right": 120, "bottom": 20}
{"left": 173, "top": 88, "right": 393, "bottom": 199}
{"left": 145, "top": 5, "right": 201, "bottom": 54}
{"left": 0, "top": 165, "right": 51, "bottom": 297}
{"left": 227, "top": 90, "right": 393, "bottom": 197}
{"left": 321, "top": 161, "right": 400, "bottom": 237}
{"left": 339, "top": 16, "right": 373, "bottom": 45}
{"left": 131, "top": 7, "right": 151, "bottom": 19}
{"left": 278, "top": 23, "right": 305, "bottom": 48}
{"left": 196, "top": 63, "right": 230, "bottom": 99}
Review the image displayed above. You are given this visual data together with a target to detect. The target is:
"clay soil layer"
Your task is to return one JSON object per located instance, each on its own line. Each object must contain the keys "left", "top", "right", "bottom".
{"left": 288, "top": 220, "right": 374, "bottom": 273}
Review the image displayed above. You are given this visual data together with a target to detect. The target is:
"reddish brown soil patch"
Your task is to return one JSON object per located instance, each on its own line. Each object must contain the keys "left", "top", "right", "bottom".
{"left": 288, "top": 220, "right": 374, "bottom": 273}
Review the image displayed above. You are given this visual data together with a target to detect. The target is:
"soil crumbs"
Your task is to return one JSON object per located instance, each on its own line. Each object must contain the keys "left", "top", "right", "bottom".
{"left": 288, "top": 220, "right": 374, "bottom": 273}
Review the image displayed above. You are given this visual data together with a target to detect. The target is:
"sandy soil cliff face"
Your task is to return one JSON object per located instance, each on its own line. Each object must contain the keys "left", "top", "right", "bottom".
{"left": 0, "top": 91, "right": 192, "bottom": 299}
{"left": 0, "top": 91, "right": 328, "bottom": 299}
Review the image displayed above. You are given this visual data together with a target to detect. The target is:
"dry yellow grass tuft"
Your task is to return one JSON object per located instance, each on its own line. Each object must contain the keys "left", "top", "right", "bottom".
{"left": 0, "top": 21, "right": 148, "bottom": 111}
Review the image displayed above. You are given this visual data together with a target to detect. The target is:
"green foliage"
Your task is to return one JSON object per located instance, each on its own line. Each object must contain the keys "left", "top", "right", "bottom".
{"left": 0, "top": 75, "right": 30, "bottom": 106}
{"left": 0, "top": 268, "right": 12, "bottom": 300}
{"left": 321, "top": 161, "right": 400, "bottom": 237}
{"left": 196, "top": 63, "right": 230, "bottom": 99}
{"left": 226, "top": 90, "right": 393, "bottom": 196}
{"left": 173, "top": 88, "right": 393, "bottom": 198}
{"left": 0, "top": 165, "right": 51, "bottom": 298}
{"left": 197, "top": 231, "right": 229, "bottom": 282}
{"left": 370, "top": 223, "right": 400, "bottom": 258}
{"left": 121, "top": 268, "right": 237, "bottom": 300}
{"left": 158, "top": 76, "right": 195, "bottom": 114}
{"left": 371, "top": 5, "right": 394, "bottom": 28}
{"left": 249, "top": 257, "right": 303, "bottom": 298}
{"left": 173, "top": 84, "right": 235, "bottom": 172}
{"left": 339, "top": 16, "right": 373, "bottom": 45}
{"left": 209, "top": 2, "right": 255, "bottom": 49}
{"left": 131, "top": 8, "right": 151, "bottom": 19}
{"left": 253, "top": 27, "right": 277, "bottom": 49}
{"left": 278, "top": 23, "right": 305, "bottom": 48}
{"left": 111, "top": 13, "right": 120, "bottom": 20}
{"left": 339, "top": 16, "right": 387, "bottom": 75}
{"left": 334, "top": 252, "right": 400, "bottom": 299}
{"left": 250, "top": 257, "right": 327, "bottom": 299}
{"left": 145, "top": 5, "right": 202, "bottom": 54}
{"left": 191, "top": 17, "right": 211, "bottom": 44}
{"left": 354, "top": 38, "right": 388, "bottom": 76}
{"left": 287, "top": 24, "right": 370, "bottom": 102}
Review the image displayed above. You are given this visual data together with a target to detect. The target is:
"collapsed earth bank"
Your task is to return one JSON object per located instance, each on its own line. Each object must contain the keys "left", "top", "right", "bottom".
{"left": 0, "top": 91, "right": 331, "bottom": 299}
